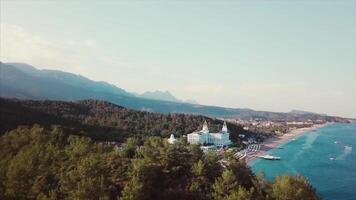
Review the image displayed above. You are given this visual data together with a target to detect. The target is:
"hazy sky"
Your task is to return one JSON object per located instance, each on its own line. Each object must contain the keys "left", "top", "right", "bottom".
{"left": 1, "top": 1, "right": 356, "bottom": 118}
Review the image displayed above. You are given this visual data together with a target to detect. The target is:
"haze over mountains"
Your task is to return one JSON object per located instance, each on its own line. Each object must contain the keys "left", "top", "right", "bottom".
{"left": 0, "top": 62, "right": 350, "bottom": 121}
{"left": 139, "top": 90, "right": 198, "bottom": 104}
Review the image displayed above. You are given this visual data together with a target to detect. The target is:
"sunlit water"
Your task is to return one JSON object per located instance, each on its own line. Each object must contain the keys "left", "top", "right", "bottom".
{"left": 251, "top": 123, "right": 356, "bottom": 200}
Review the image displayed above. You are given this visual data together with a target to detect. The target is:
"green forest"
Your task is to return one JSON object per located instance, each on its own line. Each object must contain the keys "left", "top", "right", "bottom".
{"left": 0, "top": 98, "right": 322, "bottom": 199}
{"left": 0, "top": 98, "right": 260, "bottom": 143}
{"left": 0, "top": 125, "right": 321, "bottom": 200}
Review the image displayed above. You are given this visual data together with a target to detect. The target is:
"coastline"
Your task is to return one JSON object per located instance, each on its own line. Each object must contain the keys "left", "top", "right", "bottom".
{"left": 245, "top": 123, "right": 329, "bottom": 166}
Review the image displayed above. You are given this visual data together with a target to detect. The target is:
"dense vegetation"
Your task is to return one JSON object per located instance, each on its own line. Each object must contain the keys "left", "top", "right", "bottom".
{"left": 0, "top": 125, "right": 321, "bottom": 200}
{"left": 0, "top": 98, "right": 255, "bottom": 142}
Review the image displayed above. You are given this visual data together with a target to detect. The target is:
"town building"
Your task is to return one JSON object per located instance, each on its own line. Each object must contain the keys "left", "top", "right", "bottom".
{"left": 187, "top": 121, "right": 231, "bottom": 146}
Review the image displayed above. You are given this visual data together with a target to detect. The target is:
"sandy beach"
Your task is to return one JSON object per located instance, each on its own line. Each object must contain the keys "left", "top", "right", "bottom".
{"left": 245, "top": 123, "right": 328, "bottom": 165}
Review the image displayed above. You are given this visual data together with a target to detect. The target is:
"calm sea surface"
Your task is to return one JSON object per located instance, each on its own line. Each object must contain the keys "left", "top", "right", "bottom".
{"left": 251, "top": 123, "right": 356, "bottom": 200}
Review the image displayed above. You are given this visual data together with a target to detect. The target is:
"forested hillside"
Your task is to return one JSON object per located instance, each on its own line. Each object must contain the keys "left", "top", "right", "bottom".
{"left": 0, "top": 98, "right": 254, "bottom": 142}
{"left": 0, "top": 125, "right": 321, "bottom": 200}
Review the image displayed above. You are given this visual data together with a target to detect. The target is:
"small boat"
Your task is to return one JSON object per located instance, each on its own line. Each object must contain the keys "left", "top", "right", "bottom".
{"left": 258, "top": 155, "right": 281, "bottom": 160}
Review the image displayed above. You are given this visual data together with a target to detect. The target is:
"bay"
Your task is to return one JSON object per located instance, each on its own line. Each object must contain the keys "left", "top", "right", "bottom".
{"left": 252, "top": 123, "right": 356, "bottom": 200}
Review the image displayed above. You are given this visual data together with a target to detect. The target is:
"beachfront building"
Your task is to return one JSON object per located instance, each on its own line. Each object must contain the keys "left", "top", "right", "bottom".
{"left": 187, "top": 121, "right": 231, "bottom": 146}
{"left": 168, "top": 134, "right": 178, "bottom": 144}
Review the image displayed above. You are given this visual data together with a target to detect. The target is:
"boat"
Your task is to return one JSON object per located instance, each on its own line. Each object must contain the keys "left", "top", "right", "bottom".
{"left": 258, "top": 155, "right": 281, "bottom": 160}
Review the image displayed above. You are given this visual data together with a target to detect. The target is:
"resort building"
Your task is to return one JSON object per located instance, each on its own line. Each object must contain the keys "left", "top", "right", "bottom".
{"left": 168, "top": 134, "right": 178, "bottom": 144}
{"left": 167, "top": 134, "right": 178, "bottom": 144}
{"left": 187, "top": 121, "right": 231, "bottom": 146}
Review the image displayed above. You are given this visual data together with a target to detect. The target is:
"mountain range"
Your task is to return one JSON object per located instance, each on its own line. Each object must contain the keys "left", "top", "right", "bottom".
{"left": 0, "top": 62, "right": 350, "bottom": 121}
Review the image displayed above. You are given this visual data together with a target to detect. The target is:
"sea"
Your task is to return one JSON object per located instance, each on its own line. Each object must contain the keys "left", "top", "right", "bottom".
{"left": 251, "top": 123, "right": 356, "bottom": 200}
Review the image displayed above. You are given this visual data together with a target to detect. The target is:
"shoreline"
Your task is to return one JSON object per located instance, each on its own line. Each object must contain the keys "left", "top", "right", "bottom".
{"left": 245, "top": 123, "right": 329, "bottom": 166}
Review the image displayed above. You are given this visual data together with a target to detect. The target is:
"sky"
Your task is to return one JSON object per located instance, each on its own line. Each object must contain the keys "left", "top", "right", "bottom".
{"left": 1, "top": 0, "right": 356, "bottom": 118}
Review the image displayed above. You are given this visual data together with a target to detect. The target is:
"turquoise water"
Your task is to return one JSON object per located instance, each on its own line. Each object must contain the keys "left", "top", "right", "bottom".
{"left": 252, "top": 123, "right": 356, "bottom": 200}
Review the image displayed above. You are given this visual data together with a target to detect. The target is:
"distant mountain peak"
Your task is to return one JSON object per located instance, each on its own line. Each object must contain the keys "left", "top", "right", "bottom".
{"left": 140, "top": 90, "right": 180, "bottom": 102}
{"left": 139, "top": 90, "right": 199, "bottom": 104}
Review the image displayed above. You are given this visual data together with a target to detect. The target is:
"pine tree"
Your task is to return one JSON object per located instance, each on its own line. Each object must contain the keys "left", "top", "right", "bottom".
{"left": 120, "top": 177, "right": 145, "bottom": 200}
{"left": 211, "top": 170, "right": 239, "bottom": 200}
{"left": 225, "top": 186, "right": 253, "bottom": 200}
{"left": 189, "top": 160, "right": 209, "bottom": 198}
{"left": 271, "top": 175, "right": 321, "bottom": 200}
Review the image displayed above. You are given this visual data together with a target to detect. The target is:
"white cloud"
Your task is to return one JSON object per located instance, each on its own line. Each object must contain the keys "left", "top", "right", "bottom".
{"left": 0, "top": 23, "right": 176, "bottom": 95}
{"left": 83, "top": 39, "right": 96, "bottom": 47}
{"left": 0, "top": 23, "right": 130, "bottom": 80}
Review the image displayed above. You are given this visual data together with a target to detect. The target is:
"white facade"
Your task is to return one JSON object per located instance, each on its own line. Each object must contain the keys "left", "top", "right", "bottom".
{"left": 168, "top": 134, "right": 178, "bottom": 144}
{"left": 187, "top": 121, "right": 231, "bottom": 146}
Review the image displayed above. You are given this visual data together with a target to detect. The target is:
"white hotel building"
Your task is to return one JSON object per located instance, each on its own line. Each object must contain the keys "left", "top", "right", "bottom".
{"left": 187, "top": 121, "right": 231, "bottom": 146}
